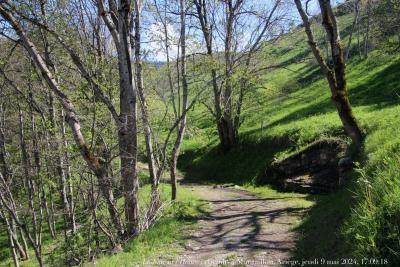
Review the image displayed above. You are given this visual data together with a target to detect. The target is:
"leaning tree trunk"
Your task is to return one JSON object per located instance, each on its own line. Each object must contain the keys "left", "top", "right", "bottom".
{"left": 318, "top": 0, "right": 364, "bottom": 146}
{"left": 294, "top": 0, "right": 364, "bottom": 147}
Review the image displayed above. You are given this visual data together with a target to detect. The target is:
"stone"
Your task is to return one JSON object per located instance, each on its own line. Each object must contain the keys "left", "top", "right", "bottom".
{"left": 338, "top": 156, "right": 353, "bottom": 170}
{"left": 111, "top": 244, "right": 123, "bottom": 254}
{"left": 66, "top": 257, "right": 81, "bottom": 266}
{"left": 259, "top": 138, "right": 350, "bottom": 194}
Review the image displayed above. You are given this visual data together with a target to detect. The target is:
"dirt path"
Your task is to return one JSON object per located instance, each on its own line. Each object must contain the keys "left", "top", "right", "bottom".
{"left": 170, "top": 185, "right": 309, "bottom": 267}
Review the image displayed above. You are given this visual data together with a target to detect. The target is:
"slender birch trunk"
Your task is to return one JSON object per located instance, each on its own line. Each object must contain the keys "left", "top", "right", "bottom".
{"left": 133, "top": 0, "right": 160, "bottom": 208}
{"left": 0, "top": 207, "right": 20, "bottom": 267}
{"left": 170, "top": 0, "right": 189, "bottom": 200}
{"left": 0, "top": 172, "right": 44, "bottom": 267}
{"left": 345, "top": 0, "right": 360, "bottom": 60}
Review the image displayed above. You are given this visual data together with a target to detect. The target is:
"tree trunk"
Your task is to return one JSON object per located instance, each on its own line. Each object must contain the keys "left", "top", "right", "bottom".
{"left": 0, "top": 105, "right": 10, "bottom": 181}
{"left": 10, "top": 217, "right": 28, "bottom": 260}
{"left": 49, "top": 91, "right": 72, "bottom": 235}
{"left": 294, "top": 0, "right": 364, "bottom": 147}
{"left": 0, "top": 173, "right": 44, "bottom": 267}
{"left": 318, "top": 0, "right": 364, "bottom": 146}
{"left": 59, "top": 107, "right": 76, "bottom": 234}
{"left": 28, "top": 91, "right": 55, "bottom": 247}
{"left": 0, "top": 208, "right": 20, "bottom": 267}
{"left": 42, "top": 120, "right": 57, "bottom": 237}
{"left": 363, "top": 0, "right": 371, "bottom": 58}
{"left": 170, "top": 0, "right": 189, "bottom": 200}
{"left": 108, "top": 0, "right": 140, "bottom": 237}
{"left": 133, "top": 0, "right": 160, "bottom": 207}
{"left": 194, "top": 0, "right": 237, "bottom": 151}
{"left": 18, "top": 106, "right": 39, "bottom": 244}
{"left": 221, "top": 1, "right": 239, "bottom": 151}
{"left": 345, "top": 0, "right": 360, "bottom": 60}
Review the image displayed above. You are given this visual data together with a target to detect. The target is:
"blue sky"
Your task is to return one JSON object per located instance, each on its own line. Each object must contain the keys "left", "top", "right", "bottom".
{"left": 142, "top": 0, "right": 346, "bottom": 62}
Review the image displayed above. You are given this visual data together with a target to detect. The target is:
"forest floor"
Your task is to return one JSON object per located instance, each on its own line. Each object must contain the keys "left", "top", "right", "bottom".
{"left": 154, "top": 184, "right": 310, "bottom": 267}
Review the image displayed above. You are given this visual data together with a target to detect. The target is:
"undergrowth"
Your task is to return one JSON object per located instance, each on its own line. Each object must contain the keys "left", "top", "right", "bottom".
{"left": 0, "top": 184, "right": 206, "bottom": 267}
{"left": 86, "top": 184, "right": 207, "bottom": 267}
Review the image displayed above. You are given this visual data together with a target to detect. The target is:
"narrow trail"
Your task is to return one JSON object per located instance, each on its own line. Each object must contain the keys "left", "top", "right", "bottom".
{"left": 170, "top": 184, "right": 309, "bottom": 267}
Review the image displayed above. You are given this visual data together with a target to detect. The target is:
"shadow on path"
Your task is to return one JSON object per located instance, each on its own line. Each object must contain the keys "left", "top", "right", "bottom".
{"left": 175, "top": 185, "right": 310, "bottom": 266}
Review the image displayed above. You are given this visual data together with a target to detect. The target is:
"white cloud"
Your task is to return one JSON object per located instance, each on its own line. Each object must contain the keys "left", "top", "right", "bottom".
{"left": 144, "top": 22, "right": 179, "bottom": 62}
{"left": 144, "top": 22, "right": 203, "bottom": 62}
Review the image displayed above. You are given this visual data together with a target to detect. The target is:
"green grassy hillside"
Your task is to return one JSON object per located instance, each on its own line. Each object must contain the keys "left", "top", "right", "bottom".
{"left": 178, "top": 12, "right": 400, "bottom": 263}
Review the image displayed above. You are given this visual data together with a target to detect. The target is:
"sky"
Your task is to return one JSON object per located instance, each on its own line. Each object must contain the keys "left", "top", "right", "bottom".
{"left": 142, "top": 0, "right": 347, "bottom": 62}
{"left": 0, "top": 0, "right": 347, "bottom": 62}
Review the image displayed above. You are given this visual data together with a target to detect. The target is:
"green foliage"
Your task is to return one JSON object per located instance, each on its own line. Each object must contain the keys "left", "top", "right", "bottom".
{"left": 371, "top": 0, "right": 400, "bottom": 50}
{"left": 0, "top": 184, "right": 206, "bottom": 267}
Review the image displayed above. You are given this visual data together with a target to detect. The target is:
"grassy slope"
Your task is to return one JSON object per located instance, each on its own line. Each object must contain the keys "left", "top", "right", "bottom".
{"left": 178, "top": 13, "right": 400, "bottom": 263}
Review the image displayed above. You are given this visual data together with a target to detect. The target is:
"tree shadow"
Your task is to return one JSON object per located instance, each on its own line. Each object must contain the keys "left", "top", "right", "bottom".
{"left": 188, "top": 196, "right": 308, "bottom": 253}
{"left": 297, "top": 66, "right": 324, "bottom": 85}
{"left": 208, "top": 197, "right": 307, "bottom": 203}
{"left": 178, "top": 135, "right": 292, "bottom": 185}
{"left": 257, "top": 59, "right": 400, "bottom": 133}
{"left": 349, "top": 60, "right": 400, "bottom": 108}
{"left": 277, "top": 49, "right": 313, "bottom": 68}
{"left": 290, "top": 181, "right": 356, "bottom": 263}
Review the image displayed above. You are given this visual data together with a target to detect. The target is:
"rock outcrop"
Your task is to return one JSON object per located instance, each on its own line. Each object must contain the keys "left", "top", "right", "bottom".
{"left": 259, "top": 138, "right": 352, "bottom": 194}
